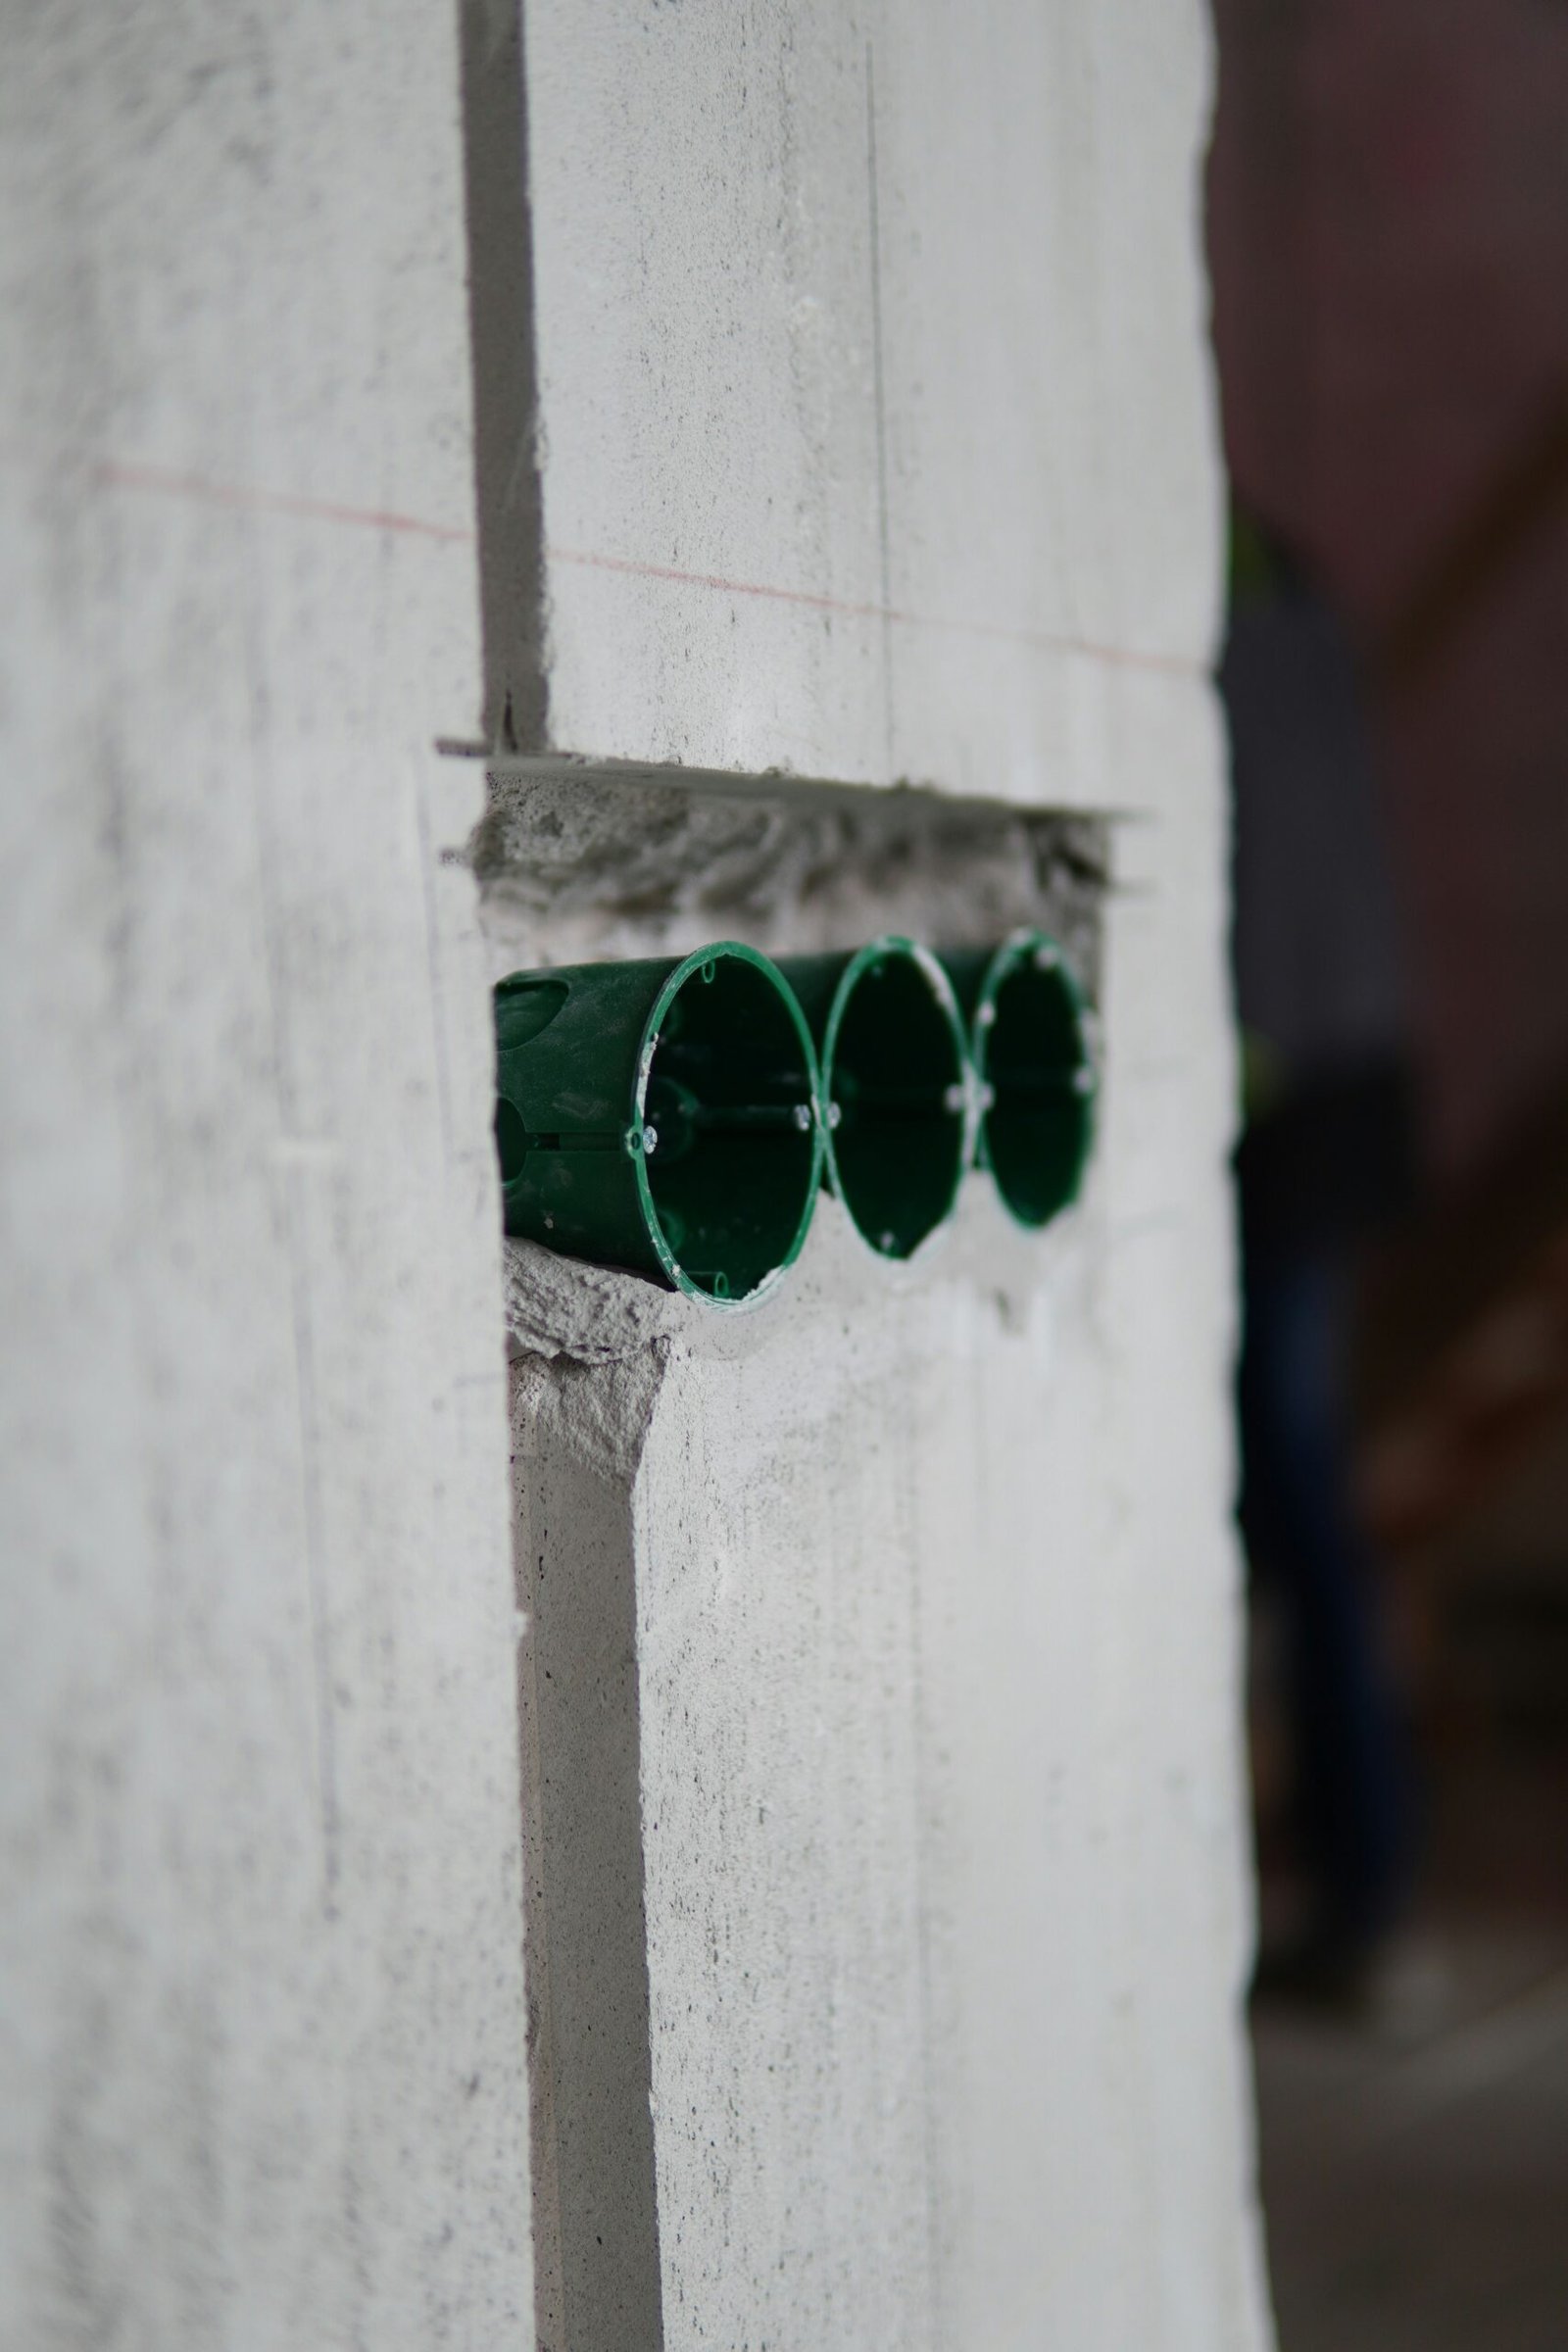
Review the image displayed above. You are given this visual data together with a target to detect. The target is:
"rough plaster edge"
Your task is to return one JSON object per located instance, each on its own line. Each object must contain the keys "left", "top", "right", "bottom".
{"left": 504, "top": 1174, "right": 1094, "bottom": 1375}
{"left": 469, "top": 765, "right": 1112, "bottom": 983}
{"left": 505, "top": 1238, "right": 691, "bottom": 1367}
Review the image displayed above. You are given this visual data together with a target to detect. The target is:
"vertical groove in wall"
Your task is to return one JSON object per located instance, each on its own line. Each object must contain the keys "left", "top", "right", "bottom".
{"left": 513, "top": 1355, "right": 667, "bottom": 2352}
{"left": 515, "top": 1502, "right": 566, "bottom": 2351}
{"left": 863, "top": 40, "right": 897, "bottom": 781}
{"left": 458, "top": 0, "right": 550, "bottom": 752}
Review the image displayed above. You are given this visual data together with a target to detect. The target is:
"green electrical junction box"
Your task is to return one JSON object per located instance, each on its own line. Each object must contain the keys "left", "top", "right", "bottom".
{"left": 778, "top": 937, "right": 972, "bottom": 1262}
{"left": 940, "top": 931, "right": 1098, "bottom": 1232}
{"left": 494, "top": 929, "right": 1097, "bottom": 1306}
{"left": 495, "top": 943, "right": 822, "bottom": 1308}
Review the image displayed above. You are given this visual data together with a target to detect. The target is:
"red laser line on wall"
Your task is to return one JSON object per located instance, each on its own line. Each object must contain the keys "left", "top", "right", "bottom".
{"left": 81, "top": 455, "right": 1200, "bottom": 676}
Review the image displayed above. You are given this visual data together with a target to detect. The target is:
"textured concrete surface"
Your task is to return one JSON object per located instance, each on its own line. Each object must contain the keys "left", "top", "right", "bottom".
{"left": 0, "top": 8, "right": 532, "bottom": 2344}
{"left": 473, "top": 767, "right": 1107, "bottom": 981}
{"left": 508, "top": 766, "right": 1271, "bottom": 2352}
{"left": 502, "top": 6, "right": 1267, "bottom": 2347}
{"left": 490, "top": 4, "right": 1271, "bottom": 2347}
{"left": 1, "top": 3, "right": 1268, "bottom": 2348}
{"left": 508, "top": 0, "right": 1222, "bottom": 800}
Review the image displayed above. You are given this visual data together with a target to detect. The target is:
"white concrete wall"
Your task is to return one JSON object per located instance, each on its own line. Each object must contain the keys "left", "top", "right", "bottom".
{"left": 507, "top": 4, "right": 1273, "bottom": 2350}
{"left": 0, "top": 9, "right": 532, "bottom": 2345}
{"left": 518, "top": 0, "right": 1218, "bottom": 801}
{"left": 0, "top": 3, "right": 1271, "bottom": 2348}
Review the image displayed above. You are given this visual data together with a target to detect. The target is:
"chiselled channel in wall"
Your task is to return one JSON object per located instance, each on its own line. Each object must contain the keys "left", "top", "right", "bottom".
{"left": 474, "top": 755, "right": 1108, "bottom": 1303}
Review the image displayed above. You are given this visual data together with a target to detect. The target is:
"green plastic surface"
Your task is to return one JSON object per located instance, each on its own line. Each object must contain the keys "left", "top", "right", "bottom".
{"left": 941, "top": 931, "right": 1097, "bottom": 1229}
{"left": 780, "top": 938, "right": 973, "bottom": 1258}
{"left": 495, "top": 943, "right": 823, "bottom": 1305}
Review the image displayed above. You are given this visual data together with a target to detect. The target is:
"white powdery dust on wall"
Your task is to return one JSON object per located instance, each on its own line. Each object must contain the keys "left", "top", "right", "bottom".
{"left": 0, "top": 8, "right": 532, "bottom": 2346}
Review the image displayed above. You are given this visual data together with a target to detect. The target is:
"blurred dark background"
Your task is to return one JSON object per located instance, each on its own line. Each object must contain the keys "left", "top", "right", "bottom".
{"left": 1208, "top": 3, "right": 1568, "bottom": 2345}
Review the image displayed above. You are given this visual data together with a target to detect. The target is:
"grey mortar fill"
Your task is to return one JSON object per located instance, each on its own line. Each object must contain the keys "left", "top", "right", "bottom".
{"left": 469, "top": 764, "right": 1108, "bottom": 988}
